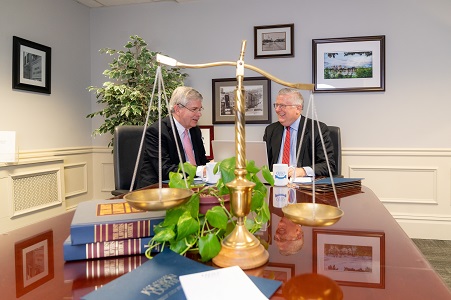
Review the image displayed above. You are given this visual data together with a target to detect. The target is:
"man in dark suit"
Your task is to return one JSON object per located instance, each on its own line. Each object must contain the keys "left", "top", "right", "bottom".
{"left": 137, "top": 86, "right": 209, "bottom": 188}
{"left": 263, "top": 88, "right": 335, "bottom": 178}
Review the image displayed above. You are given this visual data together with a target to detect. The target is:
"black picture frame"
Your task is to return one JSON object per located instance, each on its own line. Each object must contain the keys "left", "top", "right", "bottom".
{"left": 312, "top": 35, "right": 385, "bottom": 93}
{"left": 254, "top": 24, "right": 294, "bottom": 59}
{"left": 212, "top": 77, "right": 271, "bottom": 124}
{"left": 12, "top": 36, "right": 51, "bottom": 94}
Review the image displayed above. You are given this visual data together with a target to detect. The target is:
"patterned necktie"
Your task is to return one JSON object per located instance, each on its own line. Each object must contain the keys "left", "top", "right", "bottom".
{"left": 183, "top": 129, "right": 196, "bottom": 165}
{"left": 282, "top": 126, "right": 290, "bottom": 164}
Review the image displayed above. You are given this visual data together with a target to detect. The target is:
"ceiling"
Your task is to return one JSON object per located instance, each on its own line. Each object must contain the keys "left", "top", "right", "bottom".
{"left": 74, "top": 0, "right": 190, "bottom": 8}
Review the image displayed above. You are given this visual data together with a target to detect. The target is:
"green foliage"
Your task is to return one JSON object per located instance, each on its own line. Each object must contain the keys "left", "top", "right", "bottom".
{"left": 87, "top": 35, "right": 188, "bottom": 147}
{"left": 145, "top": 158, "right": 274, "bottom": 262}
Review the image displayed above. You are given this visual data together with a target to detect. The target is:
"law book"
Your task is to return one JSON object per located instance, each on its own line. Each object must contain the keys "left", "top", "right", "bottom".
{"left": 63, "top": 235, "right": 160, "bottom": 261}
{"left": 81, "top": 249, "right": 282, "bottom": 300}
{"left": 70, "top": 199, "right": 165, "bottom": 245}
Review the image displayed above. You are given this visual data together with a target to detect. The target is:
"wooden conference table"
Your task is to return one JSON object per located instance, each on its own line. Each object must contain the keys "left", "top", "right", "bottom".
{"left": 1, "top": 185, "right": 450, "bottom": 300}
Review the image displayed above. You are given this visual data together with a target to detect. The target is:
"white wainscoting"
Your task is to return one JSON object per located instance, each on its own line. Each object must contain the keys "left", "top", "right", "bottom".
{"left": 342, "top": 148, "right": 451, "bottom": 240}
{"left": 1, "top": 146, "right": 450, "bottom": 239}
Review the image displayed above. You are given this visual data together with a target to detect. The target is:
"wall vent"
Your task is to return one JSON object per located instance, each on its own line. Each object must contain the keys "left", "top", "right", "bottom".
{"left": 12, "top": 170, "right": 62, "bottom": 216}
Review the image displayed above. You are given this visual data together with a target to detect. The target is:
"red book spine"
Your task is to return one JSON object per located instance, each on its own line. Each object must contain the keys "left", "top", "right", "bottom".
{"left": 93, "top": 219, "right": 151, "bottom": 243}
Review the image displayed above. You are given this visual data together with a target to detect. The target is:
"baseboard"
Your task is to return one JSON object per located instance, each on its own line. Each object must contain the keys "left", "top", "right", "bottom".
{"left": 395, "top": 215, "right": 451, "bottom": 240}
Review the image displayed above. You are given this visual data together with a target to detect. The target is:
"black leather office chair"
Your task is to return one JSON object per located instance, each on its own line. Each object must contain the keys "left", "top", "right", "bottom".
{"left": 112, "top": 125, "right": 145, "bottom": 196}
{"left": 327, "top": 126, "right": 342, "bottom": 177}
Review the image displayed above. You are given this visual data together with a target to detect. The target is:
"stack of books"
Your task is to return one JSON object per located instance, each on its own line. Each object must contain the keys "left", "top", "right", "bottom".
{"left": 63, "top": 199, "right": 165, "bottom": 261}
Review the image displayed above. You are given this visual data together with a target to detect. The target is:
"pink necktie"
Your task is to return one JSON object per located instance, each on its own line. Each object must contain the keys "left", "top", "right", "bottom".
{"left": 282, "top": 126, "right": 290, "bottom": 164}
{"left": 183, "top": 129, "right": 196, "bottom": 165}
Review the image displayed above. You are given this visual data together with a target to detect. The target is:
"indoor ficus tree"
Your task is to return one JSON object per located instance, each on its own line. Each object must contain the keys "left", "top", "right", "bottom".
{"left": 87, "top": 35, "right": 187, "bottom": 147}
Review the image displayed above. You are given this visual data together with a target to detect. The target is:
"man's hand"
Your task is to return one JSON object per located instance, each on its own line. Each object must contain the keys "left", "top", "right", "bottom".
{"left": 288, "top": 167, "right": 306, "bottom": 178}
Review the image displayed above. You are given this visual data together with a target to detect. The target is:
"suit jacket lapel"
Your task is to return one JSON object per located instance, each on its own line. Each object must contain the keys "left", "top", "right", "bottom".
{"left": 273, "top": 124, "right": 284, "bottom": 163}
{"left": 165, "top": 116, "right": 186, "bottom": 163}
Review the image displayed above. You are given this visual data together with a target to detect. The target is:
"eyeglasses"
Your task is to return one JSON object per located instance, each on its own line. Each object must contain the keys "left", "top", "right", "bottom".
{"left": 273, "top": 103, "right": 299, "bottom": 109}
{"left": 178, "top": 103, "right": 204, "bottom": 113}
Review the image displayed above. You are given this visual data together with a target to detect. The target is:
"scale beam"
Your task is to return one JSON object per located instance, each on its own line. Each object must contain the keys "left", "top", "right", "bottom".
{"left": 156, "top": 54, "right": 314, "bottom": 91}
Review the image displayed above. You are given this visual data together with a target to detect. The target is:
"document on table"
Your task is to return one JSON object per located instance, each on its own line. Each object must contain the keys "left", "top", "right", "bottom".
{"left": 179, "top": 266, "right": 268, "bottom": 300}
{"left": 292, "top": 176, "right": 313, "bottom": 183}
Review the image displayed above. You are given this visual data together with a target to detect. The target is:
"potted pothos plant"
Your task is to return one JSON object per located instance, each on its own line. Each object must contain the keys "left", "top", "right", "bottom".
{"left": 145, "top": 157, "right": 274, "bottom": 262}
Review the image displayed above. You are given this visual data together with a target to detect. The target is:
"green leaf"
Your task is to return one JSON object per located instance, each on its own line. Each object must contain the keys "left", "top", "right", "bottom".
{"left": 250, "top": 190, "right": 264, "bottom": 212}
{"left": 205, "top": 206, "right": 228, "bottom": 230}
{"left": 163, "top": 207, "right": 185, "bottom": 226}
{"left": 169, "top": 238, "right": 190, "bottom": 254}
{"left": 262, "top": 165, "right": 274, "bottom": 186}
{"left": 198, "top": 234, "right": 221, "bottom": 262}
{"left": 152, "top": 227, "right": 176, "bottom": 242}
{"left": 176, "top": 211, "right": 200, "bottom": 241}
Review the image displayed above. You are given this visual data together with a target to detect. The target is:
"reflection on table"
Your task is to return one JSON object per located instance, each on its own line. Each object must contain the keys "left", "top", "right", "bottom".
{"left": 1, "top": 186, "right": 450, "bottom": 299}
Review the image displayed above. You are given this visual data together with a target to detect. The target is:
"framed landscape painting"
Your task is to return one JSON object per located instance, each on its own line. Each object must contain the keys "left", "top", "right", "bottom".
{"left": 312, "top": 35, "right": 385, "bottom": 93}
{"left": 313, "top": 229, "right": 385, "bottom": 288}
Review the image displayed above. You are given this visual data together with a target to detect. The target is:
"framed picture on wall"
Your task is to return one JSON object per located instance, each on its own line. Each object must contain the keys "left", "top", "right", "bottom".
{"left": 199, "top": 125, "right": 214, "bottom": 160}
{"left": 212, "top": 77, "right": 271, "bottom": 124}
{"left": 12, "top": 36, "right": 52, "bottom": 94}
{"left": 254, "top": 24, "right": 294, "bottom": 59}
{"left": 313, "top": 229, "right": 385, "bottom": 288}
{"left": 312, "top": 35, "right": 385, "bottom": 93}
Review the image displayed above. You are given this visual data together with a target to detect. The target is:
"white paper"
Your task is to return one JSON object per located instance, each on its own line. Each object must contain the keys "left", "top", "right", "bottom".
{"left": 292, "top": 176, "right": 313, "bottom": 183}
{"left": 0, "top": 131, "right": 17, "bottom": 163}
{"left": 179, "top": 266, "right": 268, "bottom": 300}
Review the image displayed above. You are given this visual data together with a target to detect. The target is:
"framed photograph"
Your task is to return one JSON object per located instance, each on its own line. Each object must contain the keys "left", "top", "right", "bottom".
{"left": 12, "top": 36, "right": 51, "bottom": 94}
{"left": 312, "top": 35, "right": 385, "bottom": 93}
{"left": 254, "top": 24, "right": 294, "bottom": 58}
{"left": 212, "top": 77, "right": 271, "bottom": 124}
{"left": 313, "top": 229, "right": 385, "bottom": 288}
{"left": 199, "top": 125, "right": 214, "bottom": 160}
{"left": 15, "top": 230, "right": 54, "bottom": 297}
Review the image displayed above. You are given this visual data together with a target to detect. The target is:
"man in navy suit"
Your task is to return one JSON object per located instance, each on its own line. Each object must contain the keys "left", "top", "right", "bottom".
{"left": 138, "top": 86, "right": 209, "bottom": 188}
{"left": 263, "top": 88, "right": 335, "bottom": 178}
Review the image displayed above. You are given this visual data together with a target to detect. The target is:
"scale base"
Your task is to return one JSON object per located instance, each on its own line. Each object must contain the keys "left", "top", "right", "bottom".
{"left": 212, "top": 224, "right": 269, "bottom": 270}
{"left": 212, "top": 242, "right": 269, "bottom": 270}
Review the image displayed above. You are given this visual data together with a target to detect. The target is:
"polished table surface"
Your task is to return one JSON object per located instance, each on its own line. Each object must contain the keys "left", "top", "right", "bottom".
{"left": 1, "top": 186, "right": 450, "bottom": 299}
